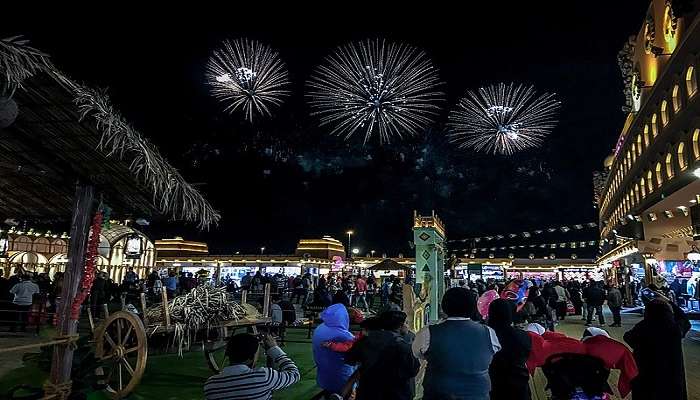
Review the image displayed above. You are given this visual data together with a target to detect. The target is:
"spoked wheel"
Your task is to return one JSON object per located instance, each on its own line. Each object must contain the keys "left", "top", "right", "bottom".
{"left": 204, "top": 325, "right": 258, "bottom": 373}
{"left": 94, "top": 311, "right": 147, "bottom": 399}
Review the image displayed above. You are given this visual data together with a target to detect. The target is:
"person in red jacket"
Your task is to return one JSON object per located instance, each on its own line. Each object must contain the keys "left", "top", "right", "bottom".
{"left": 541, "top": 330, "right": 586, "bottom": 356}
{"left": 355, "top": 276, "right": 369, "bottom": 312}
{"left": 525, "top": 323, "right": 547, "bottom": 375}
{"left": 525, "top": 324, "right": 587, "bottom": 375}
{"left": 581, "top": 327, "right": 638, "bottom": 398}
{"left": 525, "top": 324, "right": 638, "bottom": 399}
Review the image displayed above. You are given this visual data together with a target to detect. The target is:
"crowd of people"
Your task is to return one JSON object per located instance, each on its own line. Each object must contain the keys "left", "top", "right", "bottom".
{"left": 0, "top": 266, "right": 206, "bottom": 330}
{"left": 1, "top": 266, "right": 694, "bottom": 399}
{"left": 226, "top": 270, "right": 406, "bottom": 313}
{"left": 0, "top": 266, "right": 408, "bottom": 333}
{"left": 0, "top": 268, "right": 62, "bottom": 332}
{"left": 453, "top": 278, "right": 639, "bottom": 331}
{"left": 205, "top": 276, "right": 691, "bottom": 400}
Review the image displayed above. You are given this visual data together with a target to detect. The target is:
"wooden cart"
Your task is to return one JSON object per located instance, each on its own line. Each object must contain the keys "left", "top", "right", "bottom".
{"left": 92, "top": 285, "right": 272, "bottom": 399}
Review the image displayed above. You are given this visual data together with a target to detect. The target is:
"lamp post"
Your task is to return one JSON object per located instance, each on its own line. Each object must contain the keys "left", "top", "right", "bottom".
{"left": 371, "top": 250, "right": 375, "bottom": 257}
{"left": 346, "top": 230, "right": 353, "bottom": 259}
{"left": 260, "top": 247, "right": 265, "bottom": 255}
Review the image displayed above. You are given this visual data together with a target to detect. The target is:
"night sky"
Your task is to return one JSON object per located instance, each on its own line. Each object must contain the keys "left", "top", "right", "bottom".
{"left": 6, "top": 3, "right": 648, "bottom": 256}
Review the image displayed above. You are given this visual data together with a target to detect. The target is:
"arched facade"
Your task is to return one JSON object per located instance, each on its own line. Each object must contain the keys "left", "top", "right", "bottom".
{"left": 1, "top": 226, "right": 155, "bottom": 280}
{"left": 98, "top": 226, "right": 156, "bottom": 280}
{"left": 597, "top": 1, "right": 700, "bottom": 285}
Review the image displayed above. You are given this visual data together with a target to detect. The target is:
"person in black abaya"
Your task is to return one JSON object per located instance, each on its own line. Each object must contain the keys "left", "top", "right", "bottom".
{"left": 624, "top": 298, "right": 690, "bottom": 400}
{"left": 488, "top": 299, "right": 532, "bottom": 400}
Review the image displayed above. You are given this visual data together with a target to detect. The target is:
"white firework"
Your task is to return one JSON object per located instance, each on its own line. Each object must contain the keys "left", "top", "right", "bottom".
{"left": 448, "top": 83, "right": 560, "bottom": 155}
{"left": 307, "top": 39, "right": 444, "bottom": 144}
{"left": 206, "top": 38, "right": 290, "bottom": 122}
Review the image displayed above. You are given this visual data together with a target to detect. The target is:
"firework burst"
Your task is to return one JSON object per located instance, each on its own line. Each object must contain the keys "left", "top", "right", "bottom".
{"left": 448, "top": 83, "right": 560, "bottom": 155}
{"left": 206, "top": 38, "right": 290, "bottom": 122}
{"left": 307, "top": 39, "right": 444, "bottom": 144}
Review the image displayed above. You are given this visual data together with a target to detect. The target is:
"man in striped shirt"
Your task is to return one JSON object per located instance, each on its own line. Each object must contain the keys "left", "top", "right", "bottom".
{"left": 204, "top": 333, "right": 300, "bottom": 400}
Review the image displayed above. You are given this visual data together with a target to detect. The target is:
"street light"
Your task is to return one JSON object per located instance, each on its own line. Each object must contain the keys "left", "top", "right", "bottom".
{"left": 260, "top": 247, "right": 266, "bottom": 255}
{"left": 346, "top": 230, "right": 353, "bottom": 258}
{"left": 371, "top": 250, "right": 375, "bottom": 257}
{"left": 352, "top": 248, "right": 360, "bottom": 255}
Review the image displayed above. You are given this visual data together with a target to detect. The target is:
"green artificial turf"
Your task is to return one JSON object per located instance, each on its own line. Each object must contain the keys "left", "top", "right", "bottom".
{"left": 0, "top": 363, "right": 46, "bottom": 395}
{"left": 0, "top": 328, "right": 320, "bottom": 400}
{"left": 128, "top": 328, "right": 319, "bottom": 400}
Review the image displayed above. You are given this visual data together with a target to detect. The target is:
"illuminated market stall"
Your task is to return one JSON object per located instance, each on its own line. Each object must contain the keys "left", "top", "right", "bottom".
{"left": 454, "top": 260, "right": 507, "bottom": 282}
{"left": 507, "top": 258, "right": 601, "bottom": 282}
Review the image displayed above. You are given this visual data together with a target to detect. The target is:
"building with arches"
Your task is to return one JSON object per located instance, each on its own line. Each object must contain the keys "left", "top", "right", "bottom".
{"left": 0, "top": 225, "right": 155, "bottom": 282}
{"left": 597, "top": 1, "right": 700, "bottom": 287}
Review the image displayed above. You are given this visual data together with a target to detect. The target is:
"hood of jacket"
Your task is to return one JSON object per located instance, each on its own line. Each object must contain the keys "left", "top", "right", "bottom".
{"left": 320, "top": 303, "right": 349, "bottom": 330}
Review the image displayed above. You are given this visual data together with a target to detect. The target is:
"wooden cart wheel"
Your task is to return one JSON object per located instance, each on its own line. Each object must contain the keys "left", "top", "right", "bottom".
{"left": 205, "top": 325, "right": 258, "bottom": 374}
{"left": 94, "top": 311, "right": 148, "bottom": 399}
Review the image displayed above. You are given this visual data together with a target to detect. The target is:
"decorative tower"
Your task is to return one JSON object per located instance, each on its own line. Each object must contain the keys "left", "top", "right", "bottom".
{"left": 413, "top": 210, "right": 446, "bottom": 322}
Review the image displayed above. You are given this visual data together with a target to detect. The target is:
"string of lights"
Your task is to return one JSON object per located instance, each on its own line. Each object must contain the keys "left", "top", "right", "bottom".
{"left": 450, "top": 240, "right": 602, "bottom": 253}
{"left": 447, "top": 221, "right": 597, "bottom": 243}
{"left": 0, "top": 227, "right": 69, "bottom": 239}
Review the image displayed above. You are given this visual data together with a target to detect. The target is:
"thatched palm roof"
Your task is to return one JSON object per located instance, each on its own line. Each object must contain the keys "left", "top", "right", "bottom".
{"left": 0, "top": 36, "right": 220, "bottom": 228}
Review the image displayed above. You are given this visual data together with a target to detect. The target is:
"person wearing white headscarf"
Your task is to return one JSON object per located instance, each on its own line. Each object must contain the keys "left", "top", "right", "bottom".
{"left": 582, "top": 327, "right": 610, "bottom": 339}
{"left": 525, "top": 323, "right": 545, "bottom": 336}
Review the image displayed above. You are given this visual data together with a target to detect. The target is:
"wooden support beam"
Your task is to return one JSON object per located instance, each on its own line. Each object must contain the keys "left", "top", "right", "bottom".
{"left": 48, "top": 184, "right": 94, "bottom": 392}
{"left": 263, "top": 283, "right": 271, "bottom": 318}
{"left": 140, "top": 293, "right": 149, "bottom": 327}
{"left": 161, "top": 289, "right": 170, "bottom": 329}
{"left": 87, "top": 305, "right": 95, "bottom": 333}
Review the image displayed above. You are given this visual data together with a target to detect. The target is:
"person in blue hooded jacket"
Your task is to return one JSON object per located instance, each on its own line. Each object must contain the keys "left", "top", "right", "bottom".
{"left": 312, "top": 303, "right": 356, "bottom": 395}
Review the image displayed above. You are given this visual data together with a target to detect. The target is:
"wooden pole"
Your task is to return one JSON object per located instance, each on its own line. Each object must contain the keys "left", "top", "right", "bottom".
{"left": 263, "top": 283, "right": 271, "bottom": 318}
{"left": 87, "top": 305, "right": 95, "bottom": 332}
{"left": 48, "top": 184, "right": 94, "bottom": 391}
{"left": 161, "top": 289, "right": 170, "bottom": 329}
{"left": 140, "top": 293, "right": 148, "bottom": 327}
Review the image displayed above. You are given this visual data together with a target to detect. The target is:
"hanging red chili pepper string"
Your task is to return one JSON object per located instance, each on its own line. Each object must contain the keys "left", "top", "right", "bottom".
{"left": 70, "top": 210, "right": 103, "bottom": 320}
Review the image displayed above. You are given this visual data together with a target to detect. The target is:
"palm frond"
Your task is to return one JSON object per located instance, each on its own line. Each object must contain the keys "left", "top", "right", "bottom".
{"left": 0, "top": 36, "right": 220, "bottom": 229}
